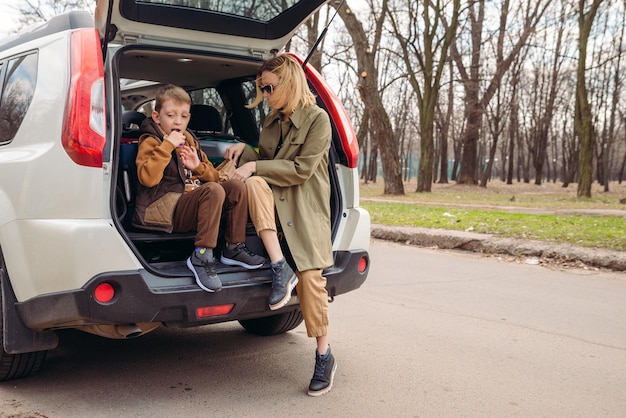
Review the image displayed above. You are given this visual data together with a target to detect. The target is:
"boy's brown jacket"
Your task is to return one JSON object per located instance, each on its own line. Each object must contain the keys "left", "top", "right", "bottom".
{"left": 132, "top": 118, "right": 218, "bottom": 232}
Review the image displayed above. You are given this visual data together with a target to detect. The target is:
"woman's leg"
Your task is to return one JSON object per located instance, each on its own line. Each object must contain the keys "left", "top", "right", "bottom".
{"left": 296, "top": 268, "right": 336, "bottom": 396}
{"left": 246, "top": 176, "right": 283, "bottom": 263}
{"left": 246, "top": 176, "right": 297, "bottom": 309}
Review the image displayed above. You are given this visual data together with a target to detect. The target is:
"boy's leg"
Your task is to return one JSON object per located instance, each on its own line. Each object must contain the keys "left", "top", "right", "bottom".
{"left": 173, "top": 183, "right": 225, "bottom": 292}
{"left": 219, "top": 179, "right": 265, "bottom": 269}
{"left": 173, "top": 182, "right": 225, "bottom": 248}
{"left": 219, "top": 179, "right": 248, "bottom": 244}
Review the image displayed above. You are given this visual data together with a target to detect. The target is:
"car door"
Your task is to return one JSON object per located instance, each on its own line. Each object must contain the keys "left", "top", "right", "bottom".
{"left": 95, "top": 0, "right": 329, "bottom": 59}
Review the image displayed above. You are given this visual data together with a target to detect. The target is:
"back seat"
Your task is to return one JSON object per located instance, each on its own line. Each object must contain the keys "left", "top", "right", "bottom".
{"left": 188, "top": 104, "right": 240, "bottom": 165}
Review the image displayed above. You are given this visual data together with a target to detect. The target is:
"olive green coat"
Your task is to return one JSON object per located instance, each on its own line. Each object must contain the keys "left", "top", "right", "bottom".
{"left": 241, "top": 104, "right": 333, "bottom": 272}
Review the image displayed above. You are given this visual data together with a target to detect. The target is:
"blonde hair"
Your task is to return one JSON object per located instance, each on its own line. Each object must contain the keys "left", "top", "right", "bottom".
{"left": 247, "top": 54, "right": 316, "bottom": 113}
{"left": 155, "top": 84, "right": 191, "bottom": 112}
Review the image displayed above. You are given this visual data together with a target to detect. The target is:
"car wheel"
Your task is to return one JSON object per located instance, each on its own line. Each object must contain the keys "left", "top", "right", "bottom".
{"left": 238, "top": 309, "right": 304, "bottom": 336}
{"left": 0, "top": 275, "right": 47, "bottom": 381}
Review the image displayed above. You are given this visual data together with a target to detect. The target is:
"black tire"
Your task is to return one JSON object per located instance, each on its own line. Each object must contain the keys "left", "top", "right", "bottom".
{"left": 0, "top": 273, "right": 47, "bottom": 381}
{"left": 238, "top": 309, "right": 304, "bottom": 336}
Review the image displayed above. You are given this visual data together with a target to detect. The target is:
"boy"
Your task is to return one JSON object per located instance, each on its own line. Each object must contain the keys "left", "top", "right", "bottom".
{"left": 133, "top": 84, "right": 264, "bottom": 292}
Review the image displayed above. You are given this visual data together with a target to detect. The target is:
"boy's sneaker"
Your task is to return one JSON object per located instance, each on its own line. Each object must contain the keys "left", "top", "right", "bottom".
{"left": 268, "top": 258, "right": 298, "bottom": 310}
{"left": 220, "top": 242, "right": 265, "bottom": 269}
{"left": 187, "top": 249, "right": 222, "bottom": 292}
{"left": 308, "top": 346, "right": 337, "bottom": 397}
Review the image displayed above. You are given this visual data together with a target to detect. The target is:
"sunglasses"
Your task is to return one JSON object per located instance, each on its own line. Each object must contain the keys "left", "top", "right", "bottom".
{"left": 259, "top": 84, "right": 277, "bottom": 94}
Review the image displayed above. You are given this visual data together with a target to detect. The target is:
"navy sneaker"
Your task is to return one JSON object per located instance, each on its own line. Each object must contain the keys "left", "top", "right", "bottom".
{"left": 187, "top": 249, "right": 222, "bottom": 292}
{"left": 308, "top": 346, "right": 337, "bottom": 397}
{"left": 220, "top": 242, "right": 265, "bottom": 269}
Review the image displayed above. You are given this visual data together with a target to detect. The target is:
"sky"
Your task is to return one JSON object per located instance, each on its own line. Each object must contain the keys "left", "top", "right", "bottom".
{"left": 0, "top": 0, "right": 21, "bottom": 39}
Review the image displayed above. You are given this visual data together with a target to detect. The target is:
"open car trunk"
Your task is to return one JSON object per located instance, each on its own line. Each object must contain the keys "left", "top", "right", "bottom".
{"left": 101, "top": 0, "right": 352, "bottom": 283}
{"left": 112, "top": 48, "right": 346, "bottom": 285}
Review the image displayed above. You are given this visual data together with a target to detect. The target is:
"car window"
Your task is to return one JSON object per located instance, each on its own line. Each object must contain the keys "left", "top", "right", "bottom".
{"left": 135, "top": 87, "right": 234, "bottom": 134}
{"left": 137, "top": 0, "right": 304, "bottom": 22}
{"left": 0, "top": 53, "right": 38, "bottom": 144}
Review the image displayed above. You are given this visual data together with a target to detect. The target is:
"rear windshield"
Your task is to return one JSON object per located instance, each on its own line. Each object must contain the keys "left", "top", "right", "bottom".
{"left": 137, "top": 0, "right": 302, "bottom": 22}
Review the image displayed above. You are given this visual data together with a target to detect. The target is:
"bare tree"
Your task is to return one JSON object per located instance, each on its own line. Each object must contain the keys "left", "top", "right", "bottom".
{"left": 332, "top": 0, "right": 405, "bottom": 194}
{"left": 388, "top": 0, "right": 460, "bottom": 192}
{"left": 575, "top": 0, "right": 603, "bottom": 198}
{"left": 528, "top": 5, "right": 568, "bottom": 186}
{"left": 436, "top": 59, "right": 456, "bottom": 184}
{"left": 591, "top": 5, "right": 625, "bottom": 191}
{"left": 448, "top": 0, "right": 551, "bottom": 185}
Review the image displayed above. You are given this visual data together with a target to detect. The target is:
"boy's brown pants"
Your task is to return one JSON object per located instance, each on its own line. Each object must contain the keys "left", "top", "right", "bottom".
{"left": 172, "top": 179, "right": 248, "bottom": 249}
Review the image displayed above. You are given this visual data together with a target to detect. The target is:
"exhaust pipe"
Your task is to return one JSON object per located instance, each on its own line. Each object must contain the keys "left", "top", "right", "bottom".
{"left": 116, "top": 324, "right": 143, "bottom": 338}
{"left": 76, "top": 323, "right": 160, "bottom": 339}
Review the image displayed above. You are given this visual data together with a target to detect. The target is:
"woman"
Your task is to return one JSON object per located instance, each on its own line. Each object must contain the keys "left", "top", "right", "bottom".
{"left": 225, "top": 54, "right": 335, "bottom": 396}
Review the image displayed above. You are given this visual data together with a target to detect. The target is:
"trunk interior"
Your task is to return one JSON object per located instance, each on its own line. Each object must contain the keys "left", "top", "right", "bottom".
{"left": 110, "top": 46, "right": 342, "bottom": 280}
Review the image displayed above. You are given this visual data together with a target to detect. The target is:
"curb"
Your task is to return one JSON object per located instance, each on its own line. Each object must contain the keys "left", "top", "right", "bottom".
{"left": 371, "top": 224, "right": 626, "bottom": 272}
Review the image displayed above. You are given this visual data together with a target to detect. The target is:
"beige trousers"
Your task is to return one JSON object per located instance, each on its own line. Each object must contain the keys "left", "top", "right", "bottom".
{"left": 246, "top": 176, "right": 329, "bottom": 338}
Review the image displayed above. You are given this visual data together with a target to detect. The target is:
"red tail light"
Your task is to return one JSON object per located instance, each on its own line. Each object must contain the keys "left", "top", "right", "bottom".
{"left": 358, "top": 256, "right": 368, "bottom": 273}
{"left": 94, "top": 282, "right": 115, "bottom": 303}
{"left": 196, "top": 304, "right": 235, "bottom": 318}
{"left": 62, "top": 29, "right": 106, "bottom": 167}
{"left": 292, "top": 53, "right": 360, "bottom": 169}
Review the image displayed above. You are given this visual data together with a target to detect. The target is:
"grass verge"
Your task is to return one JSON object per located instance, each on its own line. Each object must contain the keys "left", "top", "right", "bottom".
{"left": 361, "top": 180, "right": 626, "bottom": 251}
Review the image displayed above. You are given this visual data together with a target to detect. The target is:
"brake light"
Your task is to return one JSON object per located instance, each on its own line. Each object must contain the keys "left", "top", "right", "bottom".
{"left": 358, "top": 256, "right": 368, "bottom": 273}
{"left": 292, "top": 53, "right": 360, "bottom": 169}
{"left": 94, "top": 282, "right": 115, "bottom": 303}
{"left": 62, "top": 29, "right": 106, "bottom": 167}
{"left": 196, "top": 304, "right": 235, "bottom": 318}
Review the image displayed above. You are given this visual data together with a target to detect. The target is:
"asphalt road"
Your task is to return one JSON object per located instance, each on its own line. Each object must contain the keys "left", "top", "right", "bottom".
{"left": 1, "top": 240, "right": 625, "bottom": 417}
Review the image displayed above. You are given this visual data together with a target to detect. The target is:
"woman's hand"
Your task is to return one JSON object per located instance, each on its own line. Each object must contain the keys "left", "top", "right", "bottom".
{"left": 231, "top": 161, "right": 256, "bottom": 182}
{"left": 224, "top": 142, "right": 246, "bottom": 163}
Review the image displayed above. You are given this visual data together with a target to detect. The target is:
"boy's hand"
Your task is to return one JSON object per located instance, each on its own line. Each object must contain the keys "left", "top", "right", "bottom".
{"left": 179, "top": 145, "right": 200, "bottom": 170}
{"left": 164, "top": 130, "right": 186, "bottom": 147}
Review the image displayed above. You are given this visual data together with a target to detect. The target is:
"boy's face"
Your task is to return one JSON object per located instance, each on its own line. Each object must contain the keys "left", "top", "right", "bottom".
{"left": 152, "top": 99, "right": 191, "bottom": 134}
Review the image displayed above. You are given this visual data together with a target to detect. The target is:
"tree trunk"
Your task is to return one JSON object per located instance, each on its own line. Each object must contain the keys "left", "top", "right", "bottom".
{"left": 450, "top": 0, "right": 551, "bottom": 185}
{"left": 575, "top": 0, "right": 603, "bottom": 198}
{"left": 334, "top": 0, "right": 404, "bottom": 195}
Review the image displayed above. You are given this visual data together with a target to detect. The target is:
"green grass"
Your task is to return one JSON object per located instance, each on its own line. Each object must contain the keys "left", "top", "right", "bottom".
{"left": 362, "top": 202, "right": 625, "bottom": 251}
{"left": 360, "top": 180, "right": 626, "bottom": 251}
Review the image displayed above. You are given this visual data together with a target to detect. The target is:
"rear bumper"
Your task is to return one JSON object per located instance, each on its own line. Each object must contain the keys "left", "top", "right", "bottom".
{"left": 16, "top": 250, "right": 369, "bottom": 331}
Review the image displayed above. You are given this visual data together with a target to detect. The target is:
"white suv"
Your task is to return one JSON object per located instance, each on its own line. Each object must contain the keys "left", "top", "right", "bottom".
{"left": 0, "top": 0, "right": 370, "bottom": 380}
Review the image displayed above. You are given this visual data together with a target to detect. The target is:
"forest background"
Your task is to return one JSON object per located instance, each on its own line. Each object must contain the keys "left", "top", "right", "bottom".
{"left": 4, "top": 0, "right": 626, "bottom": 199}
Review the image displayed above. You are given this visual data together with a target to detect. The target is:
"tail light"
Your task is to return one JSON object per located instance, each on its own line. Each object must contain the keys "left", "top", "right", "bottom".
{"left": 62, "top": 29, "right": 106, "bottom": 167}
{"left": 94, "top": 282, "right": 115, "bottom": 303}
{"left": 197, "top": 304, "right": 235, "bottom": 318}
{"left": 292, "top": 53, "right": 360, "bottom": 169}
{"left": 358, "top": 256, "right": 368, "bottom": 273}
